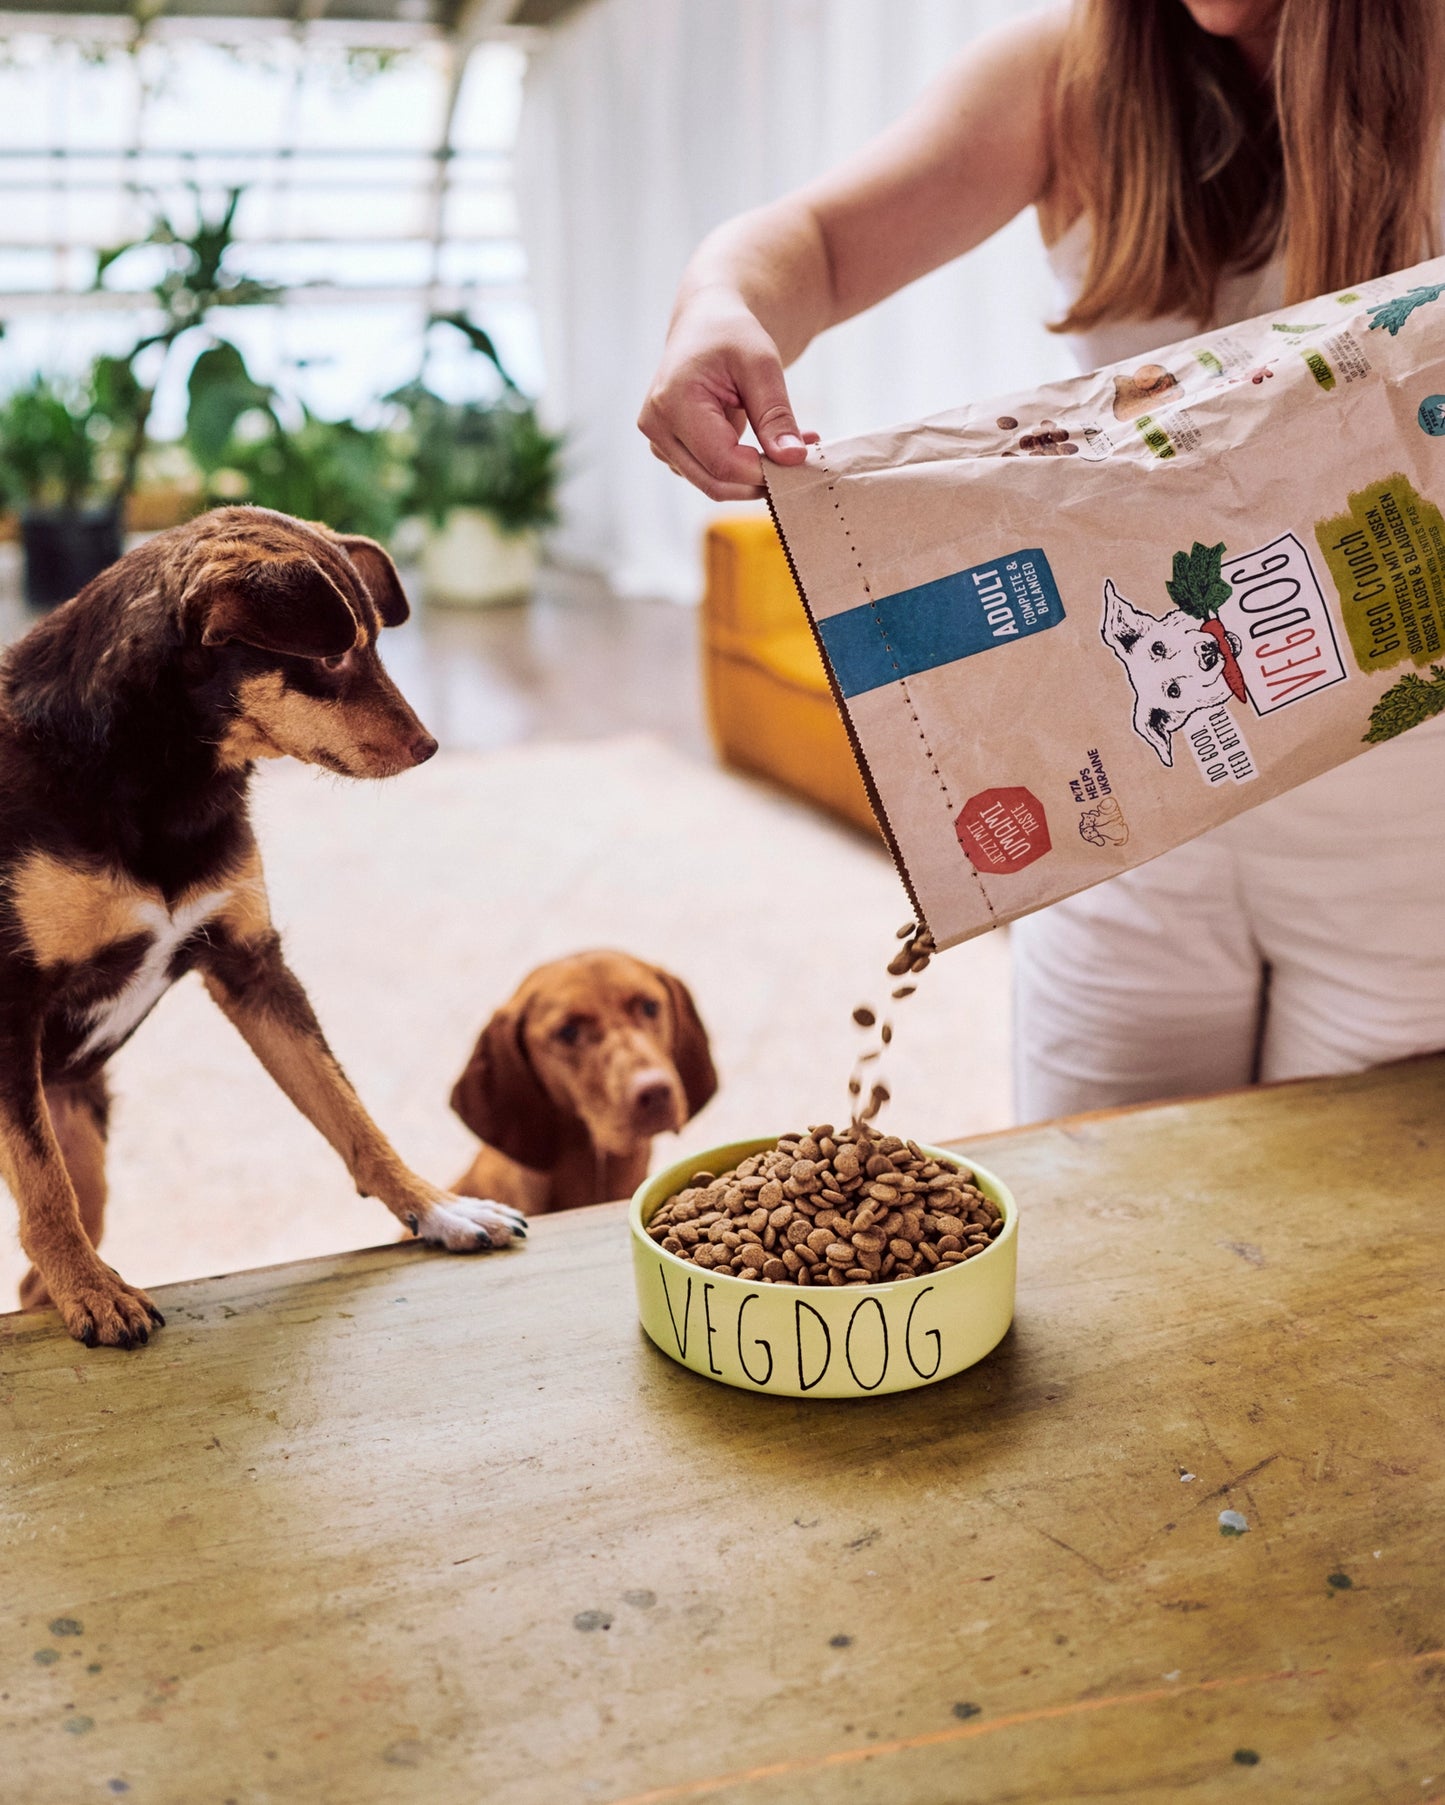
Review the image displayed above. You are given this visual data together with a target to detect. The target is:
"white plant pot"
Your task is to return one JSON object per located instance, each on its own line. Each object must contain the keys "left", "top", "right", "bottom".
{"left": 420, "top": 508, "right": 540, "bottom": 608}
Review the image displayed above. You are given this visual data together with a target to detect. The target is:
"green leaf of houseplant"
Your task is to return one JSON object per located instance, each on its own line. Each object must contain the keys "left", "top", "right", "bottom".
{"left": 185, "top": 341, "right": 276, "bottom": 472}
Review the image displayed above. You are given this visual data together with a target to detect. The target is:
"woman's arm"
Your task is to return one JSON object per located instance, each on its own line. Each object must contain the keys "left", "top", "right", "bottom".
{"left": 639, "top": 6, "right": 1068, "bottom": 501}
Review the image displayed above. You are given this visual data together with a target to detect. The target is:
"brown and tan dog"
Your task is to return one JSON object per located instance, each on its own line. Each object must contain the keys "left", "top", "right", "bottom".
{"left": 450, "top": 952, "right": 717, "bottom": 1214}
{"left": 0, "top": 505, "right": 525, "bottom": 1348}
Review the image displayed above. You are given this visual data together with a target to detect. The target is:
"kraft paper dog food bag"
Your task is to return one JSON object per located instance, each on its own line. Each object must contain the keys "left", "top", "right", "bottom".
{"left": 765, "top": 254, "right": 1445, "bottom": 949}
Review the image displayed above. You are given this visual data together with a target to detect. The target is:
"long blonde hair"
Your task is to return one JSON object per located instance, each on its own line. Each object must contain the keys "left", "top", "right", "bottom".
{"left": 1050, "top": 0, "right": 1445, "bottom": 331}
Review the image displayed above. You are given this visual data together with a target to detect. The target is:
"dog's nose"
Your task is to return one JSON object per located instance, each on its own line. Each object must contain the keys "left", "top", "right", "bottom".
{"left": 408, "top": 732, "right": 439, "bottom": 766}
{"left": 631, "top": 1075, "right": 679, "bottom": 1131}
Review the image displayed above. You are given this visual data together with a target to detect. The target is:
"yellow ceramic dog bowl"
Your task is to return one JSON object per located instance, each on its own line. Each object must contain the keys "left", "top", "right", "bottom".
{"left": 630, "top": 1138, "right": 1017, "bottom": 1399}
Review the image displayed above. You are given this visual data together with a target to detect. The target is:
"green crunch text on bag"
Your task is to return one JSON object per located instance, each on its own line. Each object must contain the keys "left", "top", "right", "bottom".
{"left": 766, "top": 256, "right": 1445, "bottom": 949}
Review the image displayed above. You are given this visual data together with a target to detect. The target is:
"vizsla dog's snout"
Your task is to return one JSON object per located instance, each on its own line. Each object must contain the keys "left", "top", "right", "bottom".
{"left": 630, "top": 1068, "right": 684, "bottom": 1133}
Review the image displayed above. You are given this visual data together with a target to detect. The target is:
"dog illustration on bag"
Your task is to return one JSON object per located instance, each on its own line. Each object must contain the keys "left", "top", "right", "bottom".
{"left": 1101, "top": 542, "right": 1248, "bottom": 766}
{"left": 1110, "top": 361, "right": 1180, "bottom": 421}
{"left": 1078, "top": 794, "right": 1130, "bottom": 847}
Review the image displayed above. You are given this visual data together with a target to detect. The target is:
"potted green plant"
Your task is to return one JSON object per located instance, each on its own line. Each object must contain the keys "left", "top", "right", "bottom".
{"left": 391, "top": 315, "right": 563, "bottom": 607}
{"left": 94, "top": 186, "right": 277, "bottom": 504}
{"left": 81, "top": 186, "right": 278, "bottom": 541}
{"left": 0, "top": 373, "right": 127, "bottom": 608}
{"left": 182, "top": 338, "right": 403, "bottom": 538}
{"left": 0, "top": 187, "right": 282, "bottom": 609}
{"left": 196, "top": 400, "right": 405, "bottom": 544}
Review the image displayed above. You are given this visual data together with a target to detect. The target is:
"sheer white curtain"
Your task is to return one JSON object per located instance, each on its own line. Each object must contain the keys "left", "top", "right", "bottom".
{"left": 516, "top": 0, "right": 1074, "bottom": 602}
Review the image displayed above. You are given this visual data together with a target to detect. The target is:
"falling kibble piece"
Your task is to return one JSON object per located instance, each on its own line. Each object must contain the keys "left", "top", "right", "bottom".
{"left": 1218, "top": 1510, "right": 1249, "bottom": 1536}
{"left": 860, "top": 1082, "right": 891, "bottom": 1123}
{"left": 843, "top": 919, "right": 937, "bottom": 1134}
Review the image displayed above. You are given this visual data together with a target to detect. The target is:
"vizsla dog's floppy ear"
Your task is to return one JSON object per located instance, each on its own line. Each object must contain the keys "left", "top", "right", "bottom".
{"left": 200, "top": 556, "right": 362, "bottom": 659}
{"left": 338, "top": 534, "right": 410, "bottom": 628}
{"left": 656, "top": 970, "right": 718, "bottom": 1119}
{"left": 450, "top": 1005, "right": 566, "bottom": 1172}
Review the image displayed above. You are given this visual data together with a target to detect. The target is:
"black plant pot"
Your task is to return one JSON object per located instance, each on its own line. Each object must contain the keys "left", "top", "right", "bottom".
{"left": 20, "top": 505, "right": 124, "bottom": 610}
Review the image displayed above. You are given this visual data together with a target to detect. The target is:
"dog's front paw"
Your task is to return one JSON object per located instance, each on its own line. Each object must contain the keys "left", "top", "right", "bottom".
{"left": 53, "top": 1269, "right": 165, "bottom": 1350}
{"left": 408, "top": 1195, "right": 528, "bottom": 1252}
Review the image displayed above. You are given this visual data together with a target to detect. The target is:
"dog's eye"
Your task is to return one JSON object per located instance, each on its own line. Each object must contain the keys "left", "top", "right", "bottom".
{"left": 1150, "top": 641, "right": 1167, "bottom": 659}
{"left": 555, "top": 1018, "right": 584, "bottom": 1046}
{"left": 320, "top": 651, "right": 350, "bottom": 674}
{"left": 635, "top": 997, "right": 661, "bottom": 1020}
{"left": 1165, "top": 680, "right": 1181, "bottom": 699}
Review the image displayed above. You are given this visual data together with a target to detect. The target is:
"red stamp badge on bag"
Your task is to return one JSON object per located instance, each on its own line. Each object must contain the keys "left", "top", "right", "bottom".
{"left": 956, "top": 788, "right": 1051, "bottom": 872}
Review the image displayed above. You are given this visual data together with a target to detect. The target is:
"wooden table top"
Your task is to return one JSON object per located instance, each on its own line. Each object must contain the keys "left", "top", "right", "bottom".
{"left": 3, "top": 1057, "right": 1443, "bottom": 1805}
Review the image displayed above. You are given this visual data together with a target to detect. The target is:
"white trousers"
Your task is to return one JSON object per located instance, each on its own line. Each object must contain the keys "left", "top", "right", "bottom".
{"left": 1011, "top": 720, "right": 1445, "bottom": 1122}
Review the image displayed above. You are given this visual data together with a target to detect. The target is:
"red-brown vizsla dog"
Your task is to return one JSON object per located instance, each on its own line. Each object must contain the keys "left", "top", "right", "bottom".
{"left": 450, "top": 952, "right": 717, "bottom": 1214}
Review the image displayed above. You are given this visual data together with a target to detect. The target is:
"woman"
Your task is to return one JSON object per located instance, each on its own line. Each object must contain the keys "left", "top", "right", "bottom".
{"left": 640, "top": 0, "right": 1445, "bottom": 1120}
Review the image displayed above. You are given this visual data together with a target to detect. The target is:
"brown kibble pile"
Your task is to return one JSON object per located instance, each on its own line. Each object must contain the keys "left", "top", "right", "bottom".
{"left": 645, "top": 1122, "right": 1002, "bottom": 1287}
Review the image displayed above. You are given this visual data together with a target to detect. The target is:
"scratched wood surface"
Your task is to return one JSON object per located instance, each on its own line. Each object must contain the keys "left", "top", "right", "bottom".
{"left": 2, "top": 1058, "right": 1443, "bottom": 1805}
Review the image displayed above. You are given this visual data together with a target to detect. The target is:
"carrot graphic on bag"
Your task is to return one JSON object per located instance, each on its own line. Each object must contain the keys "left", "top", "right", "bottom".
{"left": 1166, "top": 541, "right": 1248, "bottom": 703}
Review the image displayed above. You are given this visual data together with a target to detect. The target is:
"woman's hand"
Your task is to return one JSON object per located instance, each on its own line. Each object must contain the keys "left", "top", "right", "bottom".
{"left": 639, "top": 10, "right": 1065, "bottom": 502}
{"left": 639, "top": 287, "right": 818, "bottom": 502}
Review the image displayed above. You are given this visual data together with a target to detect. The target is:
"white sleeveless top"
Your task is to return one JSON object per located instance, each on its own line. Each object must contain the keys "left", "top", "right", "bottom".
{"left": 1045, "top": 213, "right": 1287, "bottom": 370}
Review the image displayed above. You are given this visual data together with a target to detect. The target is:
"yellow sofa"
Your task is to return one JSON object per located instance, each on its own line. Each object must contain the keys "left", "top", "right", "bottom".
{"left": 701, "top": 512, "right": 878, "bottom": 836}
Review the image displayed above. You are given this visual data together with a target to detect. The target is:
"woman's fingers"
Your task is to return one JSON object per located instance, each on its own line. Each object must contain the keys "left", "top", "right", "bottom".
{"left": 681, "top": 392, "right": 770, "bottom": 491}
{"left": 645, "top": 395, "right": 819, "bottom": 500}
{"left": 640, "top": 302, "right": 818, "bottom": 499}
{"left": 642, "top": 379, "right": 816, "bottom": 500}
{"left": 735, "top": 352, "right": 809, "bottom": 463}
{"left": 640, "top": 385, "right": 761, "bottom": 494}
{"left": 650, "top": 422, "right": 765, "bottom": 502}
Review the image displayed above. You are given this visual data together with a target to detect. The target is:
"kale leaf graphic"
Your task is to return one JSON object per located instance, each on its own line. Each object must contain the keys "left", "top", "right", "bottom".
{"left": 1366, "top": 284, "right": 1445, "bottom": 336}
{"left": 1364, "top": 665, "right": 1445, "bottom": 741}
{"left": 1166, "top": 541, "right": 1232, "bottom": 620}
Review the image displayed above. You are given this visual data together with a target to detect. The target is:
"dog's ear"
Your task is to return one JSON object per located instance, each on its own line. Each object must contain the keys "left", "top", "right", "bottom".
{"left": 656, "top": 970, "right": 718, "bottom": 1119}
{"left": 1100, "top": 579, "right": 1151, "bottom": 659}
{"left": 337, "top": 535, "right": 410, "bottom": 628}
{"left": 450, "top": 1005, "right": 566, "bottom": 1171}
{"left": 1134, "top": 698, "right": 1177, "bottom": 766}
{"left": 200, "top": 557, "right": 362, "bottom": 659}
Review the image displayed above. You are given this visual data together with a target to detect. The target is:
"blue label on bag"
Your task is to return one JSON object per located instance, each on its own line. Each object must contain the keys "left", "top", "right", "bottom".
{"left": 818, "top": 548, "right": 1065, "bottom": 698}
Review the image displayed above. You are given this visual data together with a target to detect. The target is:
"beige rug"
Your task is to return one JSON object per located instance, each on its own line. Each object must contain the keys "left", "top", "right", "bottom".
{"left": 0, "top": 737, "right": 1013, "bottom": 1305}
